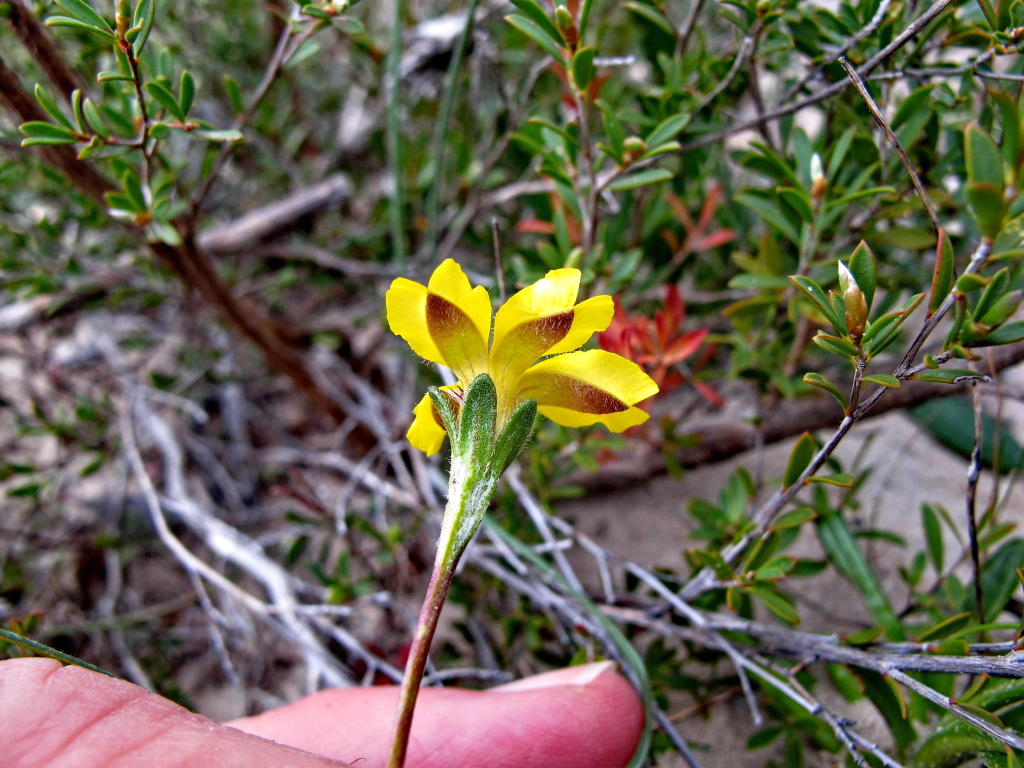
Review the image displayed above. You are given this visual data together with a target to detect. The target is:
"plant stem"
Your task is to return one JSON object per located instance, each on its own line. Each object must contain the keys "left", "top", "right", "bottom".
{"left": 386, "top": 545, "right": 457, "bottom": 768}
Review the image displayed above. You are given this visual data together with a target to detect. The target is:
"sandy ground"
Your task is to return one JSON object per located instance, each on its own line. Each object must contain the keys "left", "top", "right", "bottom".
{"left": 558, "top": 405, "right": 1024, "bottom": 766}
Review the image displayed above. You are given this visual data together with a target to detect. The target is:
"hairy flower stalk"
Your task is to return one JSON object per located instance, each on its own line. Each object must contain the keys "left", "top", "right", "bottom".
{"left": 384, "top": 260, "right": 658, "bottom": 768}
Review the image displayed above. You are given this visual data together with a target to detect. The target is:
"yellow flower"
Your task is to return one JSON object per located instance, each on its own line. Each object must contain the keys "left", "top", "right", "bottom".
{"left": 387, "top": 259, "right": 659, "bottom": 455}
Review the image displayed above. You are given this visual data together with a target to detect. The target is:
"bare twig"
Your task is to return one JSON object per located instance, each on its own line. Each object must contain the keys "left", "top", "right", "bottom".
{"left": 838, "top": 56, "right": 940, "bottom": 233}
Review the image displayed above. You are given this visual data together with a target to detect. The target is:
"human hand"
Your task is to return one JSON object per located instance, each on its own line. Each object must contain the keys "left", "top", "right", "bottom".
{"left": 0, "top": 657, "right": 643, "bottom": 768}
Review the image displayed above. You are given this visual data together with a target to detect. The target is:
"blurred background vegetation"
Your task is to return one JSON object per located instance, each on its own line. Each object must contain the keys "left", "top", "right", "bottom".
{"left": 4, "top": 0, "right": 1024, "bottom": 764}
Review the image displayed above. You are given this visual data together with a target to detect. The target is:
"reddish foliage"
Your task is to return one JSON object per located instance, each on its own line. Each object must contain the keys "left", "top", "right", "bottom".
{"left": 598, "top": 286, "right": 722, "bottom": 407}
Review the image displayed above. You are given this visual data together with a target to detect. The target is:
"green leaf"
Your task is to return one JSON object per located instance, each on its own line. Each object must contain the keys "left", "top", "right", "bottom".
{"left": 802, "top": 372, "right": 849, "bottom": 411}
{"left": 52, "top": 0, "right": 112, "bottom": 31}
{"left": 644, "top": 113, "right": 689, "bottom": 151}
{"left": 179, "top": 71, "right": 195, "bottom": 117}
{"left": 862, "top": 373, "right": 900, "bottom": 389}
{"left": 912, "top": 398, "right": 1024, "bottom": 474}
{"left": 972, "top": 267, "right": 1010, "bottom": 322}
{"left": 783, "top": 432, "right": 815, "bottom": 488}
{"left": 596, "top": 99, "right": 624, "bottom": 161}
{"left": 963, "top": 539, "right": 1024, "bottom": 623}
{"left": 608, "top": 168, "right": 673, "bottom": 191}
{"left": 965, "top": 124, "right": 1006, "bottom": 239}
{"left": 505, "top": 15, "right": 567, "bottom": 65}
{"left": 621, "top": 0, "right": 675, "bottom": 35}
{"left": 771, "top": 507, "right": 818, "bottom": 530}
{"left": 33, "top": 85, "right": 74, "bottom": 131}
{"left": 917, "top": 611, "right": 974, "bottom": 642}
{"left": 191, "top": 128, "right": 243, "bottom": 142}
{"left": 145, "top": 81, "right": 186, "bottom": 122}
{"left": 848, "top": 241, "right": 876, "bottom": 312}
{"left": 978, "top": 289, "right": 1022, "bottom": 327}
{"left": 812, "top": 333, "right": 860, "bottom": 359}
{"left": 19, "top": 121, "right": 78, "bottom": 146}
{"left": 790, "top": 275, "right": 843, "bottom": 334}
{"left": 97, "top": 70, "right": 133, "bottom": 83}
{"left": 737, "top": 193, "right": 801, "bottom": 244}
{"left": 506, "top": 0, "right": 564, "bottom": 51}
{"left": 816, "top": 513, "right": 904, "bottom": 641}
{"left": 46, "top": 15, "right": 118, "bottom": 42}
{"left": 223, "top": 75, "right": 244, "bottom": 115}
{"left": 972, "top": 319, "right": 1024, "bottom": 346}
{"left": 747, "top": 584, "right": 799, "bottom": 625}
{"left": 571, "top": 46, "right": 595, "bottom": 91}
{"left": 922, "top": 504, "right": 944, "bottom": 573}
{"left": 930, "top": 228, "right": 957, "bottom": 316}
{"left": 806, "top": 473, "right": 855, "bottom": 487}
{"left": 130, "top": 0, "right": 156, "bottom": 54}
{"left": 777, "top": 186, "right": 814, "bottom": 224}
{"left": 908, "top": 368, "right": 989, "bottom": 384}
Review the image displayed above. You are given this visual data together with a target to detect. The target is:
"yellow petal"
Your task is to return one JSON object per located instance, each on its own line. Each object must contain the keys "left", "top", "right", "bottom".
{"left": 387, "top": 261, "right": 491, "bottom": 380}
{"left": 490, "top": 270, "right": 613, "bottom": 395}
{"left": 427, "top": 259, "right": 492, "bottom": 347}
{"left": 407, "top": 393, "right": 448, "bottom": 456}
{"left": 517, "top": 349, "right": 659, "bottom": 426}
{"left": 539, "top": 404, "right": 650, "bottom": 431}
{"left": 492, "top": 268, "right": 582, "bottom": 352}
{"left": 387, "top": 277, "right": 443, "bottom": 365}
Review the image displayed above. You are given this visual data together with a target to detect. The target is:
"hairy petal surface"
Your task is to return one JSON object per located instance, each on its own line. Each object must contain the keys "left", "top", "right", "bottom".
{"left": 518, "top": 349, "right": 658, "bottom": 431}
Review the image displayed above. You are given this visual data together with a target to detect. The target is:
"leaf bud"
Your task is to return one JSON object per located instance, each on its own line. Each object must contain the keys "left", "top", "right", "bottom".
{"left": 554, "top": 6, "right": 578, "bottom": 51}
{"left": 622, "top": 136, "right": 647, "bottom": 163}
{"left": 838, "top": 261, "right": 868, "bottom": 341}
{"left": 810, "top": 153, "right": 826, "bottom": 201}
{"left": 116, "top": 0, "right": 131, "bottom": 36}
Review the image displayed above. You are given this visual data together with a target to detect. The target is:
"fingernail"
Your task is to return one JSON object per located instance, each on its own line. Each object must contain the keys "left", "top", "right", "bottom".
{"left": 494, "top": 661, "right": 616, "bottom": 693}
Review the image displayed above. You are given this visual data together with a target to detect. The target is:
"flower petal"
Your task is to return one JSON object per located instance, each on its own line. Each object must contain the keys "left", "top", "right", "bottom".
{"left": 540, "top": 404, "right": 651, "bottom": 431}
{"left": 386, "top": 277, "right": 438, "bottom": 363}
{"left": 387, "top": 260, "right": 491, "bottom": 381}
{"left": 490, "top": 268, "right": 613, "bottom": 391}
{"left": 517, "top": 349, "right": 659, "bottom": 432}
{"left": 407, "top": 393, "right": 448, "bottom": 456}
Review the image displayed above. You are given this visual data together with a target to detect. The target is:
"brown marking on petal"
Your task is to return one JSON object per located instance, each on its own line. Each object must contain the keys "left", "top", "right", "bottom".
{"left": 426, "top": 293, "right": 487, "bottom": 378}
{"left": 515, "top": 309, "right": 574, "bottom": 349}
{"left": 491, "top": 309, "right": 575, "bottom": 381}
{"left": 521, "top": 373, "right": 627, "bottom": 414}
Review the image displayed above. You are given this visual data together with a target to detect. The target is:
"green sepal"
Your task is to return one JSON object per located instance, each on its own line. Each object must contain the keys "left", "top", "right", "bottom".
{"left": 455, "top": 374, "right": 498, "bottom": 466}
{"left": 427, "top": 386, "right": 458, "bottom": 436}
{"left": 492, "top": 398, "right": 538, "bottom": 475}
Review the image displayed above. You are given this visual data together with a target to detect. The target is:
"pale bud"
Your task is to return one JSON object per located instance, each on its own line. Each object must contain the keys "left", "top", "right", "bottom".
{"left": 838, "top": 261, "right": 867, "bottom": 341}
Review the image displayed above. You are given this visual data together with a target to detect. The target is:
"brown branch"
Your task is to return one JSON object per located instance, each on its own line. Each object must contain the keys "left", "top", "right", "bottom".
{"left": 574, "top": 343, "right": 1024, "bottom": 493}
{"left": 2, "top": 0, "right": 85, "bottom": 98}
{"left": 0, "top": 52, "right": 354, "bottom": 428}
{"left": 0, "top": 55, "right": 114, "bottom": 205}
{"left": 197, "top": 174, "right": 352, "bottom": 256}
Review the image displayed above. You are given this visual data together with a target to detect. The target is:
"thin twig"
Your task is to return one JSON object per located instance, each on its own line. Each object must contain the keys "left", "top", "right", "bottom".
{"left": 838, "top": 56, "right": 940, "bottom": 233}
